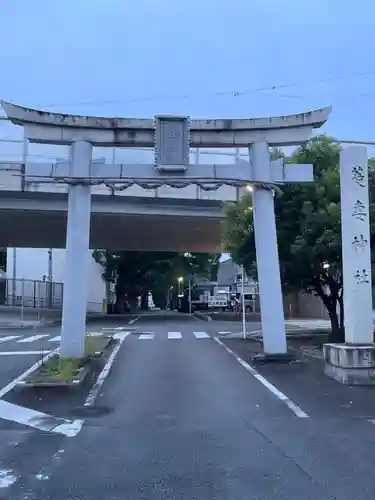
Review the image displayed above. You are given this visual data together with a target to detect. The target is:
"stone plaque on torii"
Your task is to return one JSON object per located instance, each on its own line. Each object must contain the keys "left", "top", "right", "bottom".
{"left": 1, "top": 101, "right": 331, "bottom": 358}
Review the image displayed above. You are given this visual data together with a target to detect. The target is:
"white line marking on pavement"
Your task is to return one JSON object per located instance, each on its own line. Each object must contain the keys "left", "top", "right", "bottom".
{"left": 83, "top": 333, "right": 127, "bottom": 407}
{"left": 48, "top": 335, "right": 61, "bottom": 342}
{"left": 0, "top": 347, "right": 84, "bottom": 438}
{"left": 139, "top": 334, "right": 155, "bottom": 340}
{"left": 0, "top": 349, "right": 57, "bottom": 399}
{"left": 0, "top": 399, "right": 83, "bottom": 438}
{"left": 35, "top": 448, "right": 65, "bottom": 482}
{"left": 0, "top": 335, "right": 21, "bottom": 343}
{"left": 213, "top": 337, "right": 309, "bottom": 419}
{"left": 128, "top": 316, "right": 141, "bottom": 325}
{"left": 17, "top": 334, "right": 49, "bottom": 343}
{"left": 193, "top": 331, "right": 209, "bottom": 339}
{"left": 168, "top": 332, "right": 182, "bottom": 339}
{"left": 0, "top": 351, "right": 52, "bottom": 356}
{"left": 0, "top": 468, "right": 17, "bottom": 488}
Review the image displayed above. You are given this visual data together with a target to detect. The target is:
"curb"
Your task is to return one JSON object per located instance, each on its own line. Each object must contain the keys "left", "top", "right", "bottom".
{"left": 17, "top": 337, "right": 114, "bottom": 389}
{"left": 0, "top": 320, "right": 61, "bottom": 330}
{"left": 193, "top": 312, "right": 212, "bottom": 322}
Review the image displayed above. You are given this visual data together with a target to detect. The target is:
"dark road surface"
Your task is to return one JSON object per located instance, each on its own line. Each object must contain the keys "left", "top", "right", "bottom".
{"left": 1, "top": 314, "right": 375, "bottom": 499}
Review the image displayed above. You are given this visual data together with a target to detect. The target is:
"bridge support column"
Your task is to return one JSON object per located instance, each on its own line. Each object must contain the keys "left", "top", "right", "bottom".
{"left": 60, "top": 141, "right": 92, "bottom": 358}
{"left": 250, "top": 142, "right": 288, "bottom": 357}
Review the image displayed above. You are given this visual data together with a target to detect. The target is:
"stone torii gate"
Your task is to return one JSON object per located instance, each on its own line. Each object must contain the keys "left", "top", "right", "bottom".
{"left": 1, "top": 101, "right": 331, "bottom": 358}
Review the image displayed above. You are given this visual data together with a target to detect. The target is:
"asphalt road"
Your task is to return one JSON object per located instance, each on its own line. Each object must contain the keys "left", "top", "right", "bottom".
{"left": 0, "top": 313, "right": 375, "bottom": 499}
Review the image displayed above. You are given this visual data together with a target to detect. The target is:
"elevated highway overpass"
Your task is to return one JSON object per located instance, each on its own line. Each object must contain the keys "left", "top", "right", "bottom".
{"left": 0, "top": 189, "right": 226, "bottom": 252}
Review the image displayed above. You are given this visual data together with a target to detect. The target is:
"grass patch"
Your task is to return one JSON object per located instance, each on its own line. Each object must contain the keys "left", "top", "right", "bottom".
{"left": 27, "top": 335, "right": 111, "bottom": 385}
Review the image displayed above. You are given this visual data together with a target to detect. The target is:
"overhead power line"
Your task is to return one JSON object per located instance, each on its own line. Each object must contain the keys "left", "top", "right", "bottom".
{"left": 29, "top": 69, "right": 375, "bottom": 110}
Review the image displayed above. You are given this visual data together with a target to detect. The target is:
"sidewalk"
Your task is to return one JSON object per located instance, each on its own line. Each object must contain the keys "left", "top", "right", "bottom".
{"left": 220, "top": 337, "right": 375, "bottom": 419}
{"left": 0, "top": 316, "right": 60, "bottom": 328}
{"left": 285, "top": 318, "right": 331, "bottom": 329}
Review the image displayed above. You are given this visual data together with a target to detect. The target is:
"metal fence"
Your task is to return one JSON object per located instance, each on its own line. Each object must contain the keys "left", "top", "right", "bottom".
{"left": 0, "top": 278, "right": 63, "bottom": 310}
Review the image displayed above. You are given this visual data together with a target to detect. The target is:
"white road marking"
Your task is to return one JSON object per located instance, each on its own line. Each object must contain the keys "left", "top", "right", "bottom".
{"left": 213, "top": 337, "right": 309, "bottom": 419}
{"left": 0, "top": 468, "right": 17, "bottom": 488}
{"left": 193, "top": 331, "right": 209, "bottom": 339}
{"left": 17, "top": 334, "right": 49, "bottom": 343}
{"left": 0, "top": 399, "right": 83, "bottom": 438}
{"left": 84, "top": 332, "right": 127, "bottom": 407}
{"left": 128, "top": 316, "right": 141, "bottom": 325}
{"left": 142, "top": 331, "right": 155, "bottom": 334}
{"left": 139, "top": 334, "right": 155, "bottom": 340}
{"left": 0, "top": 349, "right": 57, "bottom": 399}
{"left": 112, "top": 332, "right": 131, "bottom": 341}
{"left": 48, "top": 335, "right": 61, "bottom": 342}
{"left": 0, "top": 346, "right": 84, "bottom": 438}
{"left": 0, "top": 351, "right": 52, "bottom": 356}
{"left": 35, "top": 448, "right": 65, "bottom": 483}
{"left": 168, "top": 332, "right": 182, "bottom": 339}
{"left": 0, "top": 335, "right": 21, "bottom": 343}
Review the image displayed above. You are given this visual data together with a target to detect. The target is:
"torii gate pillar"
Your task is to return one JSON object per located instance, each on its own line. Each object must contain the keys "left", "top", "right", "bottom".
{"left": 250, "top": 142, "right": 287, "bottom": 357}
{"left": 60, "top": 140, "right": 93, "bottom": 358}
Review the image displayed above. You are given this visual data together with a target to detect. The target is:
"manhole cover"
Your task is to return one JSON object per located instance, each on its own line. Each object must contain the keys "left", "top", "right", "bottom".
{"left": 71, "top": 405, "right": 112, "bottom": 417}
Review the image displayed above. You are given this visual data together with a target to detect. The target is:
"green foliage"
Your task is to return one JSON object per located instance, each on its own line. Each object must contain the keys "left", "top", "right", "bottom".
{"left": 92, "top": 250, "right": 220, "bottom": 310}
{"left": 224, "top": 135, "right": 375, "bottom": 342}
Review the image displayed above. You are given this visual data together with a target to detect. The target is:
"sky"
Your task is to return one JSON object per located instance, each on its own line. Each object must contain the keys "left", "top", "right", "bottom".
{"left": 1, "top": 1, "right": 375, "bottom": 148}
{"left": 0, "top": 0, "right": 375, "bottom": 263}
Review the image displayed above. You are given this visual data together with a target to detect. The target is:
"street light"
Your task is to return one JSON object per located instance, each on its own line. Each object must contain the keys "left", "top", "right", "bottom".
{"left": 177, "top": 276, "right": 184, "bottom": 297}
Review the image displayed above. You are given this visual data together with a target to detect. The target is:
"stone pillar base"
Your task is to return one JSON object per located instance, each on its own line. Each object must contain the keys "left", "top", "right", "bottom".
{"left": 323, "top": 343, "right": 375, "bottom": 385}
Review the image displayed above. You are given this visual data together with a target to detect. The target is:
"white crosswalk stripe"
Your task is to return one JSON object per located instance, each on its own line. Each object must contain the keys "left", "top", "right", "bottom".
{"left": 0, "top": 335, "right": 21, "bottom": 343}
{"left": 193, "top": 331, "right": 209, "bottom": 339}
{"left": 168, "top": 332, "right": 182, "bottom": 339}
{"left": 0, "top": 330, "right": 218, "bottom": 347}
{"left": 48, "top": 335, "right": 61, "bottom": 342}
{"left": 17, "top": 334, "right": 49, "bottom": 343}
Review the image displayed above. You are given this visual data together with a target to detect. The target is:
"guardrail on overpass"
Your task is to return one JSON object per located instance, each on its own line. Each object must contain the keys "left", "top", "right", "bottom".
{"left": 0, "top": 133, "right": 242, "bottom": 202}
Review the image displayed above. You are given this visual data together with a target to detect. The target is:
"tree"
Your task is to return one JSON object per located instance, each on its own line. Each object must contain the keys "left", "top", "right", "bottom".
{"left": 224, "top": 135, "right": 375, "bottom": 343}
{"left": 92, "top": 250, "right": 220, "bottom": 312}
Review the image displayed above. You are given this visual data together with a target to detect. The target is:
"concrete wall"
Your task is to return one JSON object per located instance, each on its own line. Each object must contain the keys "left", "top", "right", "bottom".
{"left": 6, "top": 248, "right": 106, "bottom": 312}
{"left": 283, "top": 291, "right": 329, "bottom": 319}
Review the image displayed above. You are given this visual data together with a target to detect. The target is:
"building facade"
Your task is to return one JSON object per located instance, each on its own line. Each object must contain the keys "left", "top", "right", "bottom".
{"left": 6, "top": 248, "right": 106, "bottom": 312}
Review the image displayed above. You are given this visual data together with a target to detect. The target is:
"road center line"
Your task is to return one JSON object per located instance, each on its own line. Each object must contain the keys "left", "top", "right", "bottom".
{"left": 213, "top": 337, "right": 309, "bottom": 419}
